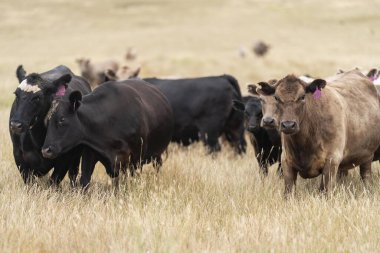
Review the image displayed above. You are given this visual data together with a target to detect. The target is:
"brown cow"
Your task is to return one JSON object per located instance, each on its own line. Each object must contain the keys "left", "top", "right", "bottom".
{"left": 252, "top": 70, "right": 380, "bottom": 196}
{"left": 76, "top": 58, "right": 119, "bottom": 88}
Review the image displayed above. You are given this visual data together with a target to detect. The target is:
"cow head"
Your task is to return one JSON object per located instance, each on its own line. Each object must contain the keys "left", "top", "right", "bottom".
{"left": 233, "top": 96, "right": 263, "bottom": 133}
{"left": 42, "top": 91, "right": 83, "bottom": 159}
{"left": 247, "top": 80, "right": 280, "bottom": 130}
{"left": 255, "top": 75, "right": 326, "bottom": 135}
{"left": 10, "top": 65, "right": 71, "bottom": 135}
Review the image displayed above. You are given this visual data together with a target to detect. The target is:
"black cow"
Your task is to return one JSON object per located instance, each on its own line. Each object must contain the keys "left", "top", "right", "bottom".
{"left": 41, "top": 79, "right": 174, "bottom": 187}
{"left": 9, "top": 65, "right": 91, "bottom": 185}
{"left": 142, "top": 75, "right": 246, "bottom": 154}
{"left": 234, "top": 93, "right": 281, "bottom": 175}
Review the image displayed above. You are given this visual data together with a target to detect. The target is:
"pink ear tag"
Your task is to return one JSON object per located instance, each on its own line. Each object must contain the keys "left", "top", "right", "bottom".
{"left": 55, "top": 84, "right": 66, "bottom": 97}
{"left": 313, "top": 88, "right": 321, "bottom": 100}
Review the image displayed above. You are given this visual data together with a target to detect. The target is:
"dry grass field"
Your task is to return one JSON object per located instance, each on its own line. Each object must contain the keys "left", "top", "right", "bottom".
{"left": 2, "top": 0, "right": 380, "bottom": 252}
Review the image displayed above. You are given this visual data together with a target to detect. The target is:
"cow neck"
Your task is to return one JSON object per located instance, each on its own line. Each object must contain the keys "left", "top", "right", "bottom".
{"left": 252, "top": 128, "right": 272, "bottom": 149}
{"left": 282, "top": 95, "right": 322, "bottom": 158}
{"left": 76, "top": 104, "right": 113, "bottom": 160}
{"left": 29, "top": 118, "right": 47, "bottom": 148}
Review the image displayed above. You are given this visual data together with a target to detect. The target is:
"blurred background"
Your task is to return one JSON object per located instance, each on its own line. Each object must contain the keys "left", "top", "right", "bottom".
{"left": 1, "top": 0, "right": 380, "bottom": 102}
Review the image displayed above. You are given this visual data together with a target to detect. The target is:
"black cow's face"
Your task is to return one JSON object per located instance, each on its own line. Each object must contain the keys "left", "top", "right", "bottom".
{"left": 233, "top": 97, "right": 263, "bottom": 133}
{"left": 10, "top": 67, "right": 72, "bottom": 135}
{"left": 243, "top": 98, "right": 263, "bottom": 133}
{"left": 42, "top": 91, "right": 83, "bottom": 159}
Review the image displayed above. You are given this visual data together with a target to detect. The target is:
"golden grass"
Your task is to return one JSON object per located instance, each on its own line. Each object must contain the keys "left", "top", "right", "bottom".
{"left": 2, "top": 0, "right": 380, "bottom": 252}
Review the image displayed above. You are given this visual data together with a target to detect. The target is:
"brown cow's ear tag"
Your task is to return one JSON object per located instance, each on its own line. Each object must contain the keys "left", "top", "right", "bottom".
{"left": 55, "top": 84, "right": 66, "bottom": 97}
{"left": 313, "top": 88, "right": 322, "bottom": 100}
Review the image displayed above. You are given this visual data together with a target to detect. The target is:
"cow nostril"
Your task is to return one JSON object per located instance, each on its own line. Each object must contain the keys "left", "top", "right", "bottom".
{"left": 42, "top": 147, "right": 52, "bottom": 155}
{"left": 281, "top": 121, "right": 296, "bottom": 129}
{"left": 10, "top": 121, "right": 22, "bottom": 129}
{"left": 262, "top": 117, "right": 274, "bottom": 125}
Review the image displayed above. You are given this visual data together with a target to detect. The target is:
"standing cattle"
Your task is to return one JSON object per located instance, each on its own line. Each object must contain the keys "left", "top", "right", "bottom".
{"left": 42, "top": 80, "right": 174, "bottom": 187}
{"left": 76, "top": 58, "right": 119, "bottom": 89}
{"left": 104, "top": 73, "right": 246, "bottom": 154}
{"left": 253, "top": 70, "right": 380, "bottom": 196}
{"left": 10, "top": 65, "right": 91, "bottom": 185}
{"left": 234, "top": 94, "right": 281, "bottom": 175}
{"left": 143, "top": 75, "right": 246, "bottom": 154}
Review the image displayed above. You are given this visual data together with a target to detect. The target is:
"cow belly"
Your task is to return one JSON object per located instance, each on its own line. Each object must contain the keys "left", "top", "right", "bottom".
{"left": 340, "top": 153, "right": 374, "bottom": 170}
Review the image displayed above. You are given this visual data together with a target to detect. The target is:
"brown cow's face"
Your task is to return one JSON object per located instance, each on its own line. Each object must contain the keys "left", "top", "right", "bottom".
{"left": 255, "top": 75, "right": 326, "bottom": 135}
{"left": 259, "top": 95, "right": 280, "bottom": 129}
{"left": 273, "top": 78, "right": 306, "bottom": 134}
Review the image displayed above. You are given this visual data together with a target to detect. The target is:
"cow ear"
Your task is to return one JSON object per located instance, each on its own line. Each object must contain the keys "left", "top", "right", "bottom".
{"left": 16, "top": 65, "right": 26, "bottom": 83}
{"left": 367, "top": 68, "right": 378, "bottom": 81}
{"left": 305, "top": 79, "right": 326, "bottom": 94}
{"left": 130, "top": 67, "right": 141, "bottom": 78}
{"left": 69, "top": 90, "right": 82, "bottom": 112}
{"left": 104, "top": 69, "right": 117, "bottom": 82}
{"left": 232, "top": 100, "right": 245, "bottom": 112}
{"left": 247, "top": 84, "right": 259, "bottom": 96}
{"left": 47, "top": 74, "right": 72, "bottom": 96}
{"left": 257, "top": 82, "right": 276, "bottom": 96}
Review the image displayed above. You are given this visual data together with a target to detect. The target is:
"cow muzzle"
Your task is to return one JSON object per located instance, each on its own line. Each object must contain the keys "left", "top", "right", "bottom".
{"left": 280, "top": 121, "right": 298, "bottom": 135}
{"left": 261, "top": 117, "right": 277, "bottom": 129}
{"left": 10, "top": 121, "right": 24, "bottom": 134}
{"left": 41, "top": 146, "right": 58, "bottom": 159}
{"left": 247, "top": 125, "right": 259, "bottom": 133}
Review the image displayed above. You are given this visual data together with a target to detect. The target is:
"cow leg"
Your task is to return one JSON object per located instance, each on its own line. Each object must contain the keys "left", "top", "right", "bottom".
{"left": 49, "top": 167, "right": 68, "bottom": 186}
{"left": 153, "top": 156, "right": 163, "bottom": 173}
{"left": 360, "top": 161, "right": 372, "bottom": 185}
{"left": 79, "top": 150, "right": 98, "bottom": 189}
{"left": 258, "top": 161, "right": 268, "bottom": 176}
{"left": 283, "top": 162, "right": 297, "bottom": 198}
{"left": 201, "top": 131, "right": 221, "bottom": 153}
{"left": 337, "top": 169, "right": 348, "bottom": 180}
{"left": 224, "top": 128, "right": 246, "bottom": 155}
{"left": 68, "top": 164, "right": 79, "bottom": 188}
{"left": 68, "top": 155, "right": 81, "bottom": 187}
{"left": 276, "top": 161, "right": 283, "bottom": 177}
{"left": 320, "top": 158, "right": 340, "bottom": 193}
{"left": 19, "top": 165, "right": 33, "bottom": 184}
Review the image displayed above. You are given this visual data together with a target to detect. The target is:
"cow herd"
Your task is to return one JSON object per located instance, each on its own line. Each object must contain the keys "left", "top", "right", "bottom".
{"left": 8, "top": 63, "right": 380, "bottom": 197}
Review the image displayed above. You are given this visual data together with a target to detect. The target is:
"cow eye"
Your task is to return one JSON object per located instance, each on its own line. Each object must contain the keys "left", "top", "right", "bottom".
{"left": 58, "top": 117, "right": 65, "bottom": 126}
{"left": 274, "top": 96, "right": 281, "bottom": 102}
{"left": 32, "top": 96, "right": 40, "bottom": 102}
{"left": 299, "top": 95, "right": 305, "bottom": 102}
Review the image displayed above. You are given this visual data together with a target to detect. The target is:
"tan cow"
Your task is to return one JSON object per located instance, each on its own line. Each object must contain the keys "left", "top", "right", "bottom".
{"left": 76, "top": 58, "right": 119, "bottom": 89}
{"left": 251, "top": 70, "right": 380, "bottom": 196}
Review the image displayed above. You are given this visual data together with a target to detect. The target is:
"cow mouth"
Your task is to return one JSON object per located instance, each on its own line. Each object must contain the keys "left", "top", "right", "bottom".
{"left": 280, "top": 128, "right": 298, "bottom": 135}
{"left": 261, "top": 123, "right": 277, "bottom": 129}
{"left": 41, "top": 146, "right": 58, "bottom": 159}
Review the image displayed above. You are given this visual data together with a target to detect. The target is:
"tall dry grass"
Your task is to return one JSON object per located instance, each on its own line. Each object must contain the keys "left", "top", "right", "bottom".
{"left": 1, "top": 0, "right": 380, "bottom": 252}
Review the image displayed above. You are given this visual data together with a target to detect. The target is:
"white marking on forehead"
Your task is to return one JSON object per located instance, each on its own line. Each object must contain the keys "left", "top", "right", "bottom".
{"left": 18, "top": 79, "right": 41, "bottom": 93}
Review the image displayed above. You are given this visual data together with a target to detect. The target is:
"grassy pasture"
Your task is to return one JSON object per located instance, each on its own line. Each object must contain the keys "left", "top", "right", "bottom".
{"left": 1, "top": 0, "right": 380, "bottom": 252}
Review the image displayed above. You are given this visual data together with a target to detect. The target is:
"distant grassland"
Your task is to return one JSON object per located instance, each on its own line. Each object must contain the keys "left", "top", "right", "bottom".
{"left": 1, "top": 0, "right": 380, "bottom": 252}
